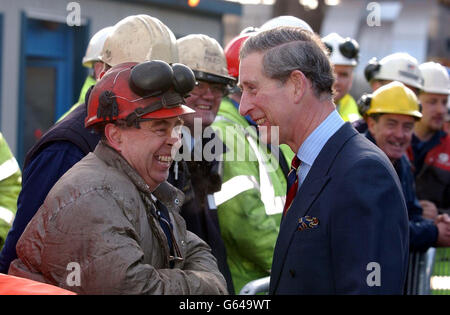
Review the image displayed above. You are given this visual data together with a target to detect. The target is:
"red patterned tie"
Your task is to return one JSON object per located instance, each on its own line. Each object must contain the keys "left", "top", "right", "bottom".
{"left": 283, "top": 156, "right": 301, "bottom": 217}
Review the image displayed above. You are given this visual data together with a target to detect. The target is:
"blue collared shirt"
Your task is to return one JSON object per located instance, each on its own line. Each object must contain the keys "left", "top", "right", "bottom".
{"left": 296, "top": 110, "right": 344, "bottom": 188}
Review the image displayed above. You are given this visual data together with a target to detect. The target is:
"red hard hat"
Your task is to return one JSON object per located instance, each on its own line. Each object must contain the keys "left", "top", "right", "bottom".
{"left": 85, "top": 60, "right": 196, "bottom": 128}
{"left": 224, "top": 33, "right": 253, "bottom": 79}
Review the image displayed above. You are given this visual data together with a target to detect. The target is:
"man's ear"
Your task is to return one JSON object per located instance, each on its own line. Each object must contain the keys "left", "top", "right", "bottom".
{"left": 290, "top": 70, "right": 308, "bottom": 103}
{"left": 98, "top": 63, "right": 111, "bottom": 80}
{"left": 366, "top": 116, "right": 377, "bottom": 134}
{"left": 104, "top": 123, "right": 123, "bottom": 152}
{"left": 93, "top": 61, "right": 106, "bottom": 81}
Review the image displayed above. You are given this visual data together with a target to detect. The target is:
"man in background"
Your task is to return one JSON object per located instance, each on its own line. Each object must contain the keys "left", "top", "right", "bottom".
{"left": 322, "top": 32, "right": 361, "bottom": 123}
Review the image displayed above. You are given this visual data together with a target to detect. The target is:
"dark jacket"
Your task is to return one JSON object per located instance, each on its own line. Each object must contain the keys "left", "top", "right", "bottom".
{"left": 366, "top": 131, "right": 438, "bottom": 252}
{"left": 9, "top": 142, "right": 227, "bottom": 294}
{"left": 167, "top": 132, "right": 235, "bottom": 294}
{"left": 408, "top": 131, "right": 450, "bottom": 214}
{"left": 352, "top": 118, "right": 368, "bottom": 134}
{"left": 270, "top": 123, "right": 409, "bottom": 294}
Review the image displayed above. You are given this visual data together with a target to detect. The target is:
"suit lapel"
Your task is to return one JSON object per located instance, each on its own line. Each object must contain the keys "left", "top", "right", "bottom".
{"left": 270, "top": 123, "right": 358, "bottom": 293}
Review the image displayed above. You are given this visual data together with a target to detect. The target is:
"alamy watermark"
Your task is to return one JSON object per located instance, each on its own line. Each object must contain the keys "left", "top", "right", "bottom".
{"left": 171, "top": 118, "right": 282, "bottom": 173}
{"left": 66, "top": 262, "right": 81, "bottom": 287}
{"left": 366, "top": 262, "right": 381, "bottom": 287}
{"left": 66, "top": 2, "right": 81, "bottom": 26}
{"left": 66, "top": 1, "right": 381, "bottom": 28}
{"left": 367, "top": 2, "right": 381, "bottom": 27}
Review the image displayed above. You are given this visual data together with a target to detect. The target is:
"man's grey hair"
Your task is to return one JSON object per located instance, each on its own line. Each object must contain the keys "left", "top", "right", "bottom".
{"left": 240, "top": 26, "right": 335, "bottom": 99}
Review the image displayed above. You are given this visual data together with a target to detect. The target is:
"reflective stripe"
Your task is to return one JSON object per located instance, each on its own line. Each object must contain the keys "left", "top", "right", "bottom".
{"left": 347, "top": 113, "right": 361, "bottom": 123}
{"left": 214, "top": 175, "right": 258, "bottom": 207}
{"left": 0, "top": 157, "right": 20, "bottom": 182}
{"left": 431, "top": 276, "right": 450, "bottom": 290}
{"left": 246, "top": 134, "right": 285, "bottom": 215}
{"left": 0, "top": 206, "right": 14, "bottom": 225}
{"left": 214, "top": 115, "right": 234, "bottom": 124}
{"left": 207, "top": 194, "right": 217, "bottom": 210}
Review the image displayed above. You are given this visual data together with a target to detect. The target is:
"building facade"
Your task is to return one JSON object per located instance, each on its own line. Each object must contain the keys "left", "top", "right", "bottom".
{"left": 0, "top": 0, "right": 241, "bottom": 164}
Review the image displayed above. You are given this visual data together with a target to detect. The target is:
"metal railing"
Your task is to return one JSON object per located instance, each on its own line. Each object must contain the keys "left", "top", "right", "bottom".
{"left": 239, "top": 276, "right": 270, "bottom": 295}
{"left": 405, "top": 248, "right": 436, "bottom": 295}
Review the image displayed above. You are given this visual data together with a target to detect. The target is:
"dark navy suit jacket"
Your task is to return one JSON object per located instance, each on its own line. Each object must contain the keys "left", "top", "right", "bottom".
{"left": 269, "top": 123, "right": 409, "bottom": 294}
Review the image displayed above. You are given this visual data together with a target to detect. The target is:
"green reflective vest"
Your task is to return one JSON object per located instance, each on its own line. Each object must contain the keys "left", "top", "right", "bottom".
{"left": 0, "top": 133, "right": 22, "bottom": 248}
{"left": 337, "top": 93, "right": 361, "bottom": 122}
{"left": 212, "top": 97, "right": 291, "bottom": 293}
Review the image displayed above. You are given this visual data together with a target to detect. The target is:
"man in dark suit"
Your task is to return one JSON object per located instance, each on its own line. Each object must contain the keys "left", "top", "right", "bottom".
{"left": 238, "top": 27, "right": 409, "bottom": 294}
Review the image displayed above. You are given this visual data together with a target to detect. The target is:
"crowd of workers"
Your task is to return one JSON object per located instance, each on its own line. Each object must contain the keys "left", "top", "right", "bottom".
{"left": 0, "top": 13, "right": 448, "bottom": 295}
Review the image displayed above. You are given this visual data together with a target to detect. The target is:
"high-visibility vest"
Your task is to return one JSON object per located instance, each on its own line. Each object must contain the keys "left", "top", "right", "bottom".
{"left": 211, "top": 97, "right": 290, "bottom": 293}
{"left": 0, "top": 133, "right": 21, "bottom": 245}
{"left": 337, "top": 93, "right": 361, "bottom": 123}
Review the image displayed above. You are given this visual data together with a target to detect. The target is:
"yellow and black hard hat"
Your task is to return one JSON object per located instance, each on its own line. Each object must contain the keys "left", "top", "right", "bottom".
{"left": 365, "top": 81, "right": 422, "bottom": 119}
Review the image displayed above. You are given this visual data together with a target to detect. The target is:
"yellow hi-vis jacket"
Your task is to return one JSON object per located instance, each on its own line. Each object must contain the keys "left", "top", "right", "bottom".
{"left": 337, "top": 93, "right": 361, "bottom": 123}
{"left": 212, "top": 97, "right": 292, "bottom": 293}
{"left": 0, "top": 133, "right": 22, "bottom": 248}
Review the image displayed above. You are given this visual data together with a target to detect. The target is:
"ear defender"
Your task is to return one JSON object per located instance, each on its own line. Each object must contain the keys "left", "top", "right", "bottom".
{"left": 171, "top": 63, "right": 196, "bottom": 96}
{"left": 129, "top": 60, "right": 196, "bottom": 98}
{"left": 324, "top": 42, "right": 333, "bottom": 56}
{"left": 340, "top": 38, "right": 359, "bottom": 60}
{"left": 357, "top": 93, "right": 373, "bottom": 116}
{"left": 364, "top": 58, "right": 381, "bottom": 82}
{"left": 129, "top": 60, "right": 174, "bottom": 97}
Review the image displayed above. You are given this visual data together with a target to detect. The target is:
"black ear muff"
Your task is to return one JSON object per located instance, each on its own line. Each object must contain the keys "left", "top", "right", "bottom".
{"left": 172, "top": 63, "right": 196, "bottom": 96}
{"left": 357, "top": 93, "right": 372, "bottom": 116}
{"left": 418, "top": 102, "right": 423, "bottom": 113}
{"left": 340, "top": 38, "right": 359, "bottom": 60}
{"left": 129, "top": 60, "right": 174, "bottom": 96}
{"left": 324, "top": 42, "right": 333, "bottom": 56}
{"left": 364, "top": 58, "right": 380, "bottom": 82}
{"left": 97, "top": 90, "right": 119, "bottom": 121}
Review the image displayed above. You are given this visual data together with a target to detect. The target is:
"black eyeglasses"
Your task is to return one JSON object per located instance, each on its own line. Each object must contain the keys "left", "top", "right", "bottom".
{"left": 325, "top": 38, "right": 359, "bottom": 60}
{"left": 190, "top": 81, "right": 226, "bottom": 97}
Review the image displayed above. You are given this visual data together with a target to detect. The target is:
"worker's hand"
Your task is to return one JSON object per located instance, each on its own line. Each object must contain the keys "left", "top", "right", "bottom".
{"left": 419, "top": 200, "right": 438, "bottom": 220}
{"left": 436, "top": 214, "right": 450, "bottom": 247}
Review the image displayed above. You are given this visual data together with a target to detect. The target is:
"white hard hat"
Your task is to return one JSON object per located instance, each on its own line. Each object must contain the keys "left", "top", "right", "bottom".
{"left": 82, "top": 26, "right": 114, "bottom": 68}
{"left": 99, "top": 15, "right": 178, "bottom": 67}
{"left": 365, "top": 52, "right": 424, "bottom": 90}
{"left": 419, "top": 62, "right": 450, "bottom": 95}
{"left": 322, "top": 32, "right": 359, "bottom": 66}
{"left": 260, "top": 15, "right": 313, "bottom": 33}
{"left": 177, "top": 34, "right": 235, "bottom": 85}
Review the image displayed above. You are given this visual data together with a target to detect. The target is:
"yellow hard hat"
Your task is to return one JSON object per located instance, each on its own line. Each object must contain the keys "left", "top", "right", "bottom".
{"left": 367, "top": 81, "right": 422, "bottom": 119}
